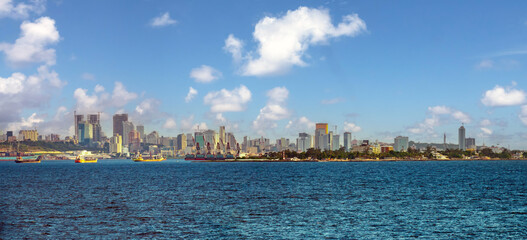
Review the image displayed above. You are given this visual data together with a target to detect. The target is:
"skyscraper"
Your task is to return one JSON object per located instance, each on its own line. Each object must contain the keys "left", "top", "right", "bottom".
{"left": 113, "top": 113, "right": 128, "bottom": 137}
{"left": 176, "top": 134, "right": 187, "bottom": 150}
{"left": 458, "top": 125, "right": 466, "bottom": 150}
{"left": 136, "top": 125, "right": 145, "bottom": 141}
{"left": 74, "top": 111, "right": 84, "bottom": 140}
{"left": 343, "top": 132, "right": 352, "bottom": 151}
{"left": 332, "top": 134, "right": 340, "bottom": 151}
{"left": 219, "top": 126, "right": 226, "bottom": 144}
{"left": 122, "top": 121, "right": 134, "bottom": 147}
{"left": 465, "top": 137, "right": 475, "bottom": 150}
{"left": 394, "top": 136, "right": 409, "bottom": 152}
{"left": 314, "top": 123, "right": 328, "bottom": 150}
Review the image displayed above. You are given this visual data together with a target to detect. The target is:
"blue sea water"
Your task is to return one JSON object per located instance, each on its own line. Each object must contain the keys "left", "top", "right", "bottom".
{"left": 0, "top": 160, "right": 526, "bottom": 239}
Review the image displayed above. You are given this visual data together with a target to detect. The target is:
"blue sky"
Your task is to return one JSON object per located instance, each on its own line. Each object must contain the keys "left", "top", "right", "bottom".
{"left": 1, "top": 0, "right": 527, "bottom": 149}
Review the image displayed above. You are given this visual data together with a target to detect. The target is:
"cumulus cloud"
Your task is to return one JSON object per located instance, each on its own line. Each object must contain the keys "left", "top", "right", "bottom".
{"left": 111, "top": 82, "right": 138, "bottom": 107}
{"left": 481, "top": 84, "right": 526, "bottom": 107}
{"left": 252, "top": 87, "right": 290, "bottom": 135}
{"left": 0, "top": 66, "right": 64, "bottom": 125}
{"left": 94, "top": 84, "right": 105, "bottom": 93}
{"left": 163, "top": 118, "right": 177, "bottom": 129}
{"left": 185, "top": 87, "right": 197, "bottom": 103}
{"left": 476, "top": 60, "right": 493, "bottom": 69}
{"left": 7, "top": 112, "right": 43, "bottom": 131}
{"left": 150, "top": 12, "right": 177, "bottom": 27}
{"left": 223, "top": 34, "right": 243, "bottom": 62}
{"left": 0, "top": 16, "right": 60, "bottom": 66}
{"left": 408, "top": 105, "right": 471, "bottom": 135}
{"left": 0, "top": 0, "right": 45, "bottom": 19}
{"left": 180, "top": 115, "right": 208, "bottom": 132}
{"left": 480, "top": 127, "right": 493, "bottom": 135}
{"left": 343, "top": 121, "right": 361, "bottom": 132}
{"left": 204, "top": 85, "right": 251, "bottom": 112}
{"left": 135, "top": 98, "right": 159, "bottom": 115}
{"left": 286, "top": 116, "right": 315, "bottom": 132}
{"left": 225, "top": 6, "right": 367, "bottom": 76}
{"left": 190, "top": 65, "right": 222, "bottom": 83}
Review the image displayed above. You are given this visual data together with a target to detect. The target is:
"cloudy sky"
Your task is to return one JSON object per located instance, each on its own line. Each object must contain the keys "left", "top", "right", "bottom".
{"left": 1, "top": 0, "right": 527, "bottom": 149}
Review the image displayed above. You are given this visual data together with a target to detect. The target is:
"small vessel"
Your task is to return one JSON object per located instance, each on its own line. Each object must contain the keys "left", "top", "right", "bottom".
{"left": 133, "top": 153, "right": 166, "bottom": 162}
{"left": 75, "top": 155, "right": 98, "bottom": 163}
{"left": 15, "top": 155, "right": 42, "bottom": 163}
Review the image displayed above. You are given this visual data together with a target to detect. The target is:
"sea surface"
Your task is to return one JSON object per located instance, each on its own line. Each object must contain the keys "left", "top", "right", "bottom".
{"left": 0, "top": 160, "right": 526, "bottom": 239}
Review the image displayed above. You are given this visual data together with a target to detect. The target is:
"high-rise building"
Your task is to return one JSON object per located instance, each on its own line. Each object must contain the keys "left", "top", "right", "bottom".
{"left": 458, "top": 125, "right": 466, "bottom": 150}
{"left": 176, "top": 134, "right": 187, "bottom": 150}
{"left": 74, "top": 112, "right": 84, "bottom": 140}
{"left": 332, "top": 134, "right": 340, "bottom": 151}
{"left": 219, "top": 126, "right": 226, "bottom": 144}
{"left": 314, "top": 123, "right": 329, "bottom": 150}
{"left": 394, "top": 136, "right": 409, "bottom": 152}
{"left": 146, "top": 131, "right": 159, "bottom": 144}
{"left": 87, "top": 114, "right": 100, "bottom": 125}
{"left": 195, "top": 132, "right": 205, "bottom": 151}
{"left": 203, "top": 130, "right": 216, "bottom": 150}
{"left": 113, "top": 113, "right": 128, "bottom": 137}
{"left": 136, "top": 125, "right": 145, "bottom": 142}
{"left": 186, "top": 133, "right": 194, "bottom": 147}
{"left": 19, "top": 130, "right": 38, "bottom": 141}
{"left": 129, "top": 130, "right": 141, "bottom": 152}
{"left": 297, "top": 133, "right": 312, "bottom": 152}
{"left": 109, "top": 134, "right": 122, "bottom": 154}
{"left": 77, "top": 122, "right": 93, "bottom": 144}
{"left": 465, "top": 137, "right": 475, "bottom": 150}
{"left": 343, "top": 132, "right": 352, "bottom": 151}
{"left": 122, "top": 121, "right": 134, "bottom": 147}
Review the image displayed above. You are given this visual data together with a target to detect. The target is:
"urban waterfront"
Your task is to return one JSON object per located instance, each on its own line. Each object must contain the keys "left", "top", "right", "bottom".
{"left": 1, "top": 160, "right": 526, "bottom": 238}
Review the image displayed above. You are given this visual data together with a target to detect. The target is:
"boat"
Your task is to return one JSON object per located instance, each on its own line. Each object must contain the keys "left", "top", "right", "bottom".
{"left": 133, "top": 153, "right": 166, "bottom": 162}
{"left": 75, "top": 155, "right": 98, "bottom": 163}
{"left": 15, "top": 155, "right": 42, "bottom": 163}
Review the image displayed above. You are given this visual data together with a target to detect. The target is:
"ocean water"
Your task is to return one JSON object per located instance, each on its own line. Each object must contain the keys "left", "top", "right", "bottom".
{"left": 1, "top": 160, "right": 526, "bottom": 239}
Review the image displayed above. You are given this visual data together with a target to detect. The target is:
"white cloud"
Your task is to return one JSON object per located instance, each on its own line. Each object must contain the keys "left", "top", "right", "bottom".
{"left": 185, "top": 87, "right": 197, "bottom": 103}
{"left": 163, "top": 118, "right": 177, "bottom": 129}
{"left": 225, "top": 6, "right": 367, "bottom": 76}
{"left": 223, "top": 34, "right": 243, "bottom": 62}
{"left": 480, "top": 119, "right": 491, "bottom": 127}
{"left": 82, "top": 72, "right": 95, "bottom": 81}
{"left": 286, "top": 116, "right": 315, "bottom": 132}
{"left": 481, "top": 84, "right": 526, "bottom": 107}
{"left": 520, "top": 105, "right": 527, "bottom": 126}
{"left": 111, "top": 81, "right": 138, "bottom": 107}
{"left": 343, "top": 121, "right": 361, "bottom": 132}
{"left": 408, "top": 105, "right": 471, "bottom": 135}
{"left": 476, "top": 59, "right": 493, "bottom": 69}
{"left": 135, "top": 98, "right": 159, "bottom": 115}
{"left": 0, "top": 0, "right": 45, "bottom": 19}
{"left": 94, "top": 84, "right": 105, "bottom": 93}
{"left": 252, "top": 87, "right": 290, "bottom": 135}
{"left": 150, "top": 12, "right": 177, "bottom": 27}
{"left": 8, "top": 112, "right": 43, "bottom": 131}
{"left": 480, "top": 127, "right": 493, "bottom": 135}
{"left": 321, "top": 98, "right": 345, "bottom": 105}
{"left": 73, "top": 88, "right": 101, "bottom": 113}
{"left": 204, "top": 85, "right": 251, "bottom": 112}
{"left": 180, "top": 115, "right": 208, "bottom": 132}
{"left": 0, "top": 72, "right": 25, "bottom": 94}
{"left": 0, "top": 16, "right": 60, "bottom": 66}
{"left": 190, "top": 65, "right": 222, "bottom": 83}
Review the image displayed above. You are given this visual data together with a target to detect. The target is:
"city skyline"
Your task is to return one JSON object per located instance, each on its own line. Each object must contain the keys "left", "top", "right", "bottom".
{"left": 1, "top": 1, "right": 527, "bottom": 149}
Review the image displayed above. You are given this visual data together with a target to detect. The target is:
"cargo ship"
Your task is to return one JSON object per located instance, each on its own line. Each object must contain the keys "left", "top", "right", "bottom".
{"left": 133, "top": 153, "right": 166, "bottom": 162}
{"left": 15, "top": 155, "right": 42, "bottom": 163}
{"left": 75, "top": 155, "right": 98, "bottom": 163}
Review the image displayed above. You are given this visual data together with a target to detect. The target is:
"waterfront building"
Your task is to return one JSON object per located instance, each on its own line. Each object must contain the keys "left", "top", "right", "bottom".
{"left": 343, "top": 132, "right": 352, "bottom": 151}
{"left": 146, "top": 131, "right": 159, "bottom": 145}
{"left": 77, "top": 122, "right": 93, "bottom": 144}
{"left": 219, "top": 126, "right": 226, "bottom": 144}
{"left": 109, "top": 134, "right": 122, "bottom": 153}
{"left": 459, "top": 125, "right": 466, "bottom": 150}
{"left": 74, "top": 112, "right": 84, "bottom": 140}
{"left": 176, "top": 134, "right": 187, "bottom": 150}
{"left": 129, "top": 130, "right": 142, "bottom": 152}
{"left": 465, "top": 137, "right": 475, "bottom": 150}
{"left": 19, "top": 130, "right": 38, "bottom": 141}
{"left": 314, "top": 123, "right": 328, "bottom": 150}
{"left": 297, "top": 133, "right": 312, "bottom": 152}
{"left": 136, "top": 125, "right": 145, "bottom": 142}
{"left": 332, "top": 134, "right": 340, "bottom": 150}
{"left": 195, "top": 132, "right": 205, "bottom": 151}
{"left": 186, "top": 133, "right": 194, "bottom": 147}
{"left": 203, "top": 130, "right": 216, "bottom": 149}
{"left": 394, "top": 136, "right": 409, "bottom": 152}
{"left": 122, "top": 121, "right": 134, "bottom": 147}
{"left": 113, "top": 113, "right": 128, "bottom": 137}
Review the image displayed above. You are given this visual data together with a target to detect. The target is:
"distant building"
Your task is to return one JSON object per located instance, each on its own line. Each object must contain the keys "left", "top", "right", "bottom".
{"left": 176, "top": 134, "right": 187, "bottom": 150}
{"left": 465, "top": 137, "right": 475, "bottom": 150}
{"left": 146, "top": 131, "right": 159, "bottom": 145}
{"left": 122, "top": 121, "right": 134, "bottom": 147}
{"left": 297, "top": 133, "right": 312, "bottom": 152}
{"left": 110, "top": 134, "right": 122, "bottom": 154}
{"left": 77, "top": 122, "right": 93, "bottom": 144}
{"left": 459, "top": 125, "right": 466, "bottom": 150}
{"left": 19, "top": 130, "right": 38, "bottom": 141}
{"left": 113, "top": 113, "right": 128, "bottom": 137}
{"left": 129, "top": 130, "right": 141, "bottom": 153}
{"left": 394, "top": 136, "right": 409, "bottom": 152}
{"left": 343, "top": 132, "right": 352, "bottom": 151}
{"left": 136, "top": 125, "right": 145, "bottom": 142}
{"left": 219, "top": 126, "right": 226, "bottom": 144}
{"left": 332, "top": 134, "right": 340, "bottom": 151}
